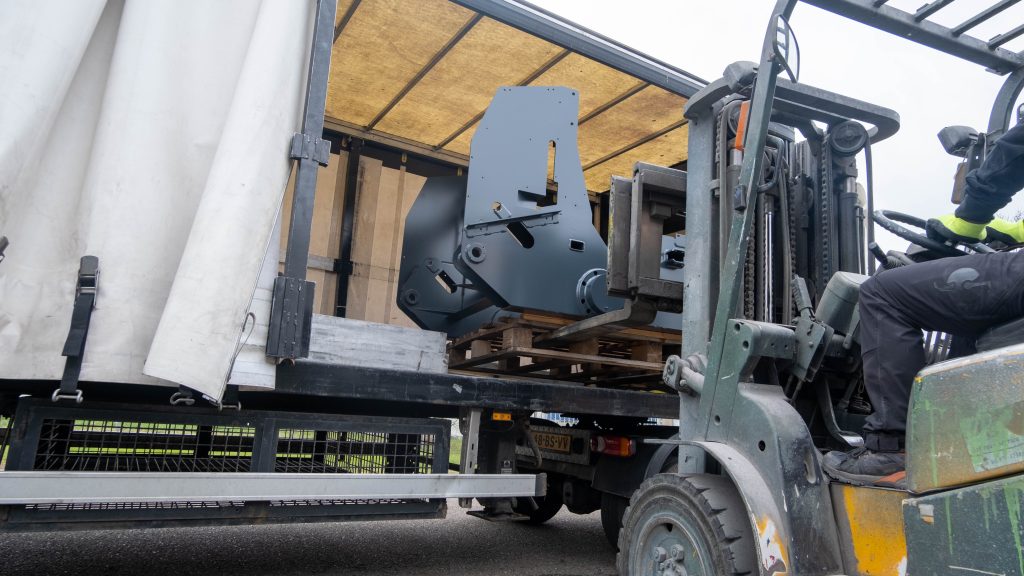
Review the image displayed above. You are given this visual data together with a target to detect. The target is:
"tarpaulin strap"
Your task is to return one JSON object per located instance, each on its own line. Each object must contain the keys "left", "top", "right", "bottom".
{"left": 53, "top": 256, "right": 99, "bottom": 403}
{"left": 220, "top": 385, "right": 241, "bottom": 411}
{"left": 170, "top": 385, "right": 196, "bottom": 406}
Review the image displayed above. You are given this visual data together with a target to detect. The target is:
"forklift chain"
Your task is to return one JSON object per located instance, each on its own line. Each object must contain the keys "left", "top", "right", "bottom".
{"left": 819, "top": 138, "right": 834, "bottom": 291}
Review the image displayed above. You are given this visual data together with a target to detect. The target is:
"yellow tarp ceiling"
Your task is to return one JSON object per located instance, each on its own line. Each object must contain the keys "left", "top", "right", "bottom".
{"left": 325, "top": 0, "right": 694, "bottom": 192}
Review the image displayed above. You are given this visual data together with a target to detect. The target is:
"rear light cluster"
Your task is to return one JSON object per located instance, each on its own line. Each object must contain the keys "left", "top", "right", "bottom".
{"left": 590, "top": 435, "right": 637, "bottom": 457}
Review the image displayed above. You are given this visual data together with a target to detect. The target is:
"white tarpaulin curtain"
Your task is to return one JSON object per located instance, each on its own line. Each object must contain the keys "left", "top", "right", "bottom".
{"left": 0, "top": 0, "right": 312, "bottom": 399}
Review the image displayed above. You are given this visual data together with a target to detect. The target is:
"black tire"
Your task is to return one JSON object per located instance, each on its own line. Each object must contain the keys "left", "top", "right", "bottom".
{"left": 616, "top": 473, "right": 755, "bottom": 576}
{"left": 513, "top": 475, "right": 563, "bottom": 524}
{"left": 603, "top": 453, "right": 679, "bottom": 549}
{"left": 601, "top": 492, "right": 630, "bottom": 548}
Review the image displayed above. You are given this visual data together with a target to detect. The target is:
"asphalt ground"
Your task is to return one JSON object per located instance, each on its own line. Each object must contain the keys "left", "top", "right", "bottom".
{"left": 0, "top": 501, "right": 617, "bottom": 576}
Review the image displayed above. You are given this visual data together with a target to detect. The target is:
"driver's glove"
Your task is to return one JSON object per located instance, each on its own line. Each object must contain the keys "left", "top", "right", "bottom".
{"left": 925, "top": 213, "right": 987, "bottom": 244}
{"left": 984, "top": 218, "right": 1024, "bottom": 246}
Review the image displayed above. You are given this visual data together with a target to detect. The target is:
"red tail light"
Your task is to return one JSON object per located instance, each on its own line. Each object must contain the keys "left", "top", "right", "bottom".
{"left": 590, "top": 435, "right": 636, "bottom": 457}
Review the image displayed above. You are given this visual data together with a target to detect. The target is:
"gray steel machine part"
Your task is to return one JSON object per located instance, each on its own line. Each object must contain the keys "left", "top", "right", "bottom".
{"left": 458, "top": 86, "right": 613, "bottom": 316}
{"left": 398, "top": 86, "right": 681, "bottom": 336}
{"left": 539, "top": 162, "right": 685, "bottom": 344}
{"left": 396, "top": 176, "right": 512, "bottom": 336}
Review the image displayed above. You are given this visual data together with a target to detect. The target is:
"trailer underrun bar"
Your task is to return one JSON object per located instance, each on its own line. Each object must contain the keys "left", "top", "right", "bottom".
{"left": 0, "top": 472, "right": 545, "bottom": 505}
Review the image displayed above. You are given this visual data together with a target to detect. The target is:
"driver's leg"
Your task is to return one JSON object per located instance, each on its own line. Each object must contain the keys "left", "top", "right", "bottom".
{"left": 825, "top": 250, "right": 1024, "bottom": 485}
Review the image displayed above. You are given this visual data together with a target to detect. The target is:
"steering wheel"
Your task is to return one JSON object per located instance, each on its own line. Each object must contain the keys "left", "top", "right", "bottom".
{"left": 872, "top": 210, "right": 994, "bottom": 257}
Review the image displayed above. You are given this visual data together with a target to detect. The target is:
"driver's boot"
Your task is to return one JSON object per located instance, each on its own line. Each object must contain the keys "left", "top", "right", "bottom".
{"left": 822, "top": 446, "right": 906, "bottom": 487}
{"left": 925, "top": 213, "right": 987, "bottom": 244}
{"left": 985, "top": 218, "right": 1024, "bottom": 247}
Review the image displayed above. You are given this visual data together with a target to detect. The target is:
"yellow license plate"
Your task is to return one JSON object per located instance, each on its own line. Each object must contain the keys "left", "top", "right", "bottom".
{"left": 534, "top": 431, "right": 572, "bottom": 454}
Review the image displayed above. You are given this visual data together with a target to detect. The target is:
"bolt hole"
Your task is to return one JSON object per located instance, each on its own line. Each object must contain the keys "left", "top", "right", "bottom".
{"left": 713, "top": 415, "right": 721, "bottom": 424}
{"left": 742, "top": 340, "right": 749, "bottom": 350}
{"left": 734, "top": 323, "right": 741, "bottom": 332}
{"left": 471, "top": 247, "right": 483, "bottom": 258}
{"left": 758, "top": 440, "right": 766, "bottom": 452}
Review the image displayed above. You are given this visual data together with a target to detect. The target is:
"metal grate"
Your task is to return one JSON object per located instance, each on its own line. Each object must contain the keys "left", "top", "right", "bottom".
{"left": 33, "top": 419, "right": 255, "bottom": 472}
{"left": 275, "top": 429, "right": 436, "bottom": 474}
{"left": 8, "top": 401, "right": 449, "bottom": 477}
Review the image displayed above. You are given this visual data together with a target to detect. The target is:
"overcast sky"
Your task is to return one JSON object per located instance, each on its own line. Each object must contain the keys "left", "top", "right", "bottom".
{"left": 534, "top": 0, "right": 1024, "bottom": 250}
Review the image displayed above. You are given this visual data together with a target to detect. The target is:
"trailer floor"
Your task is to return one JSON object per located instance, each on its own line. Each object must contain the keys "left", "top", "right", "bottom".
{"left": 0, "top": 499, "right": 616, "bottom": 576}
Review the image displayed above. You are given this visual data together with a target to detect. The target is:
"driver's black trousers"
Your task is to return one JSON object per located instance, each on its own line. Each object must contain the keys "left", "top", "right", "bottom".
{"left": 859, "top": 250, "right": 1024, "bottom": 451}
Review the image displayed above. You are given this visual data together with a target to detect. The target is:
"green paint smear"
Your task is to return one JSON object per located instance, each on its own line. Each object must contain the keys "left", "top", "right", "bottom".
{"left": 1006, "top": 485, "right": 1024, "bottom": 575}
{"left": 959, "top": 403, "right": 1024, "bottom": 473}
{"left": 926, "top": 398, "right": 940, "bottom": 487}
{"left": 945, "top": 498, "right": 954, "bottom": 557}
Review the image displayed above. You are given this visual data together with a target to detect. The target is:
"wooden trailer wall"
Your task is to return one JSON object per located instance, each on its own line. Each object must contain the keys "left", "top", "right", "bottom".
{"left": 280, "top": 150, "right": 427, "bottom": 326}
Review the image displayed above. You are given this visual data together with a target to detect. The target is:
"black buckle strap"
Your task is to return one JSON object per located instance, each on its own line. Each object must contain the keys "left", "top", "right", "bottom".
{"left": 200, "top": 385, "right": 241, "bottom": 411}
{"left": 53, "top": 256, "right": 98, "bottom": 403}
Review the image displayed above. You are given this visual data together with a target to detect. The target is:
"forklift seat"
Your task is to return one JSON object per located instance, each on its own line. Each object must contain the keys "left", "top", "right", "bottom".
{"left": 976, "top": 316, "right": 1024, "bottom": 352}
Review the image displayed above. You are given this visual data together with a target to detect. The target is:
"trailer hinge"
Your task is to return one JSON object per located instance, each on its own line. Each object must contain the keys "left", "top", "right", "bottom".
{"left": 53, "top": 256, "right": 99, "bottom": 403}
{"left": 289, "top": 133, "right": 330, "bottom": 167}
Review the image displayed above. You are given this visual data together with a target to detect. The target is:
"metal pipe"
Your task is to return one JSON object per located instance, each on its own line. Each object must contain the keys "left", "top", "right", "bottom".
{"left": 864, "top": 140, "right": 876, "bottom": 274}
{"left": 334, "top": 138, "right": 363, "bottom": 317}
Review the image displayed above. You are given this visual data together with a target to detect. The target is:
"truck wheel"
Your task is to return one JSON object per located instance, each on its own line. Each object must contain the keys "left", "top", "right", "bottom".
{"left": 616, "top": 473, "right": 755, "bottom": 576}
{"left": 600, "top": 492, "right": 629, "bottom": 548}
{"left": 514, "top": 475, "right": 563, "bottom": 524}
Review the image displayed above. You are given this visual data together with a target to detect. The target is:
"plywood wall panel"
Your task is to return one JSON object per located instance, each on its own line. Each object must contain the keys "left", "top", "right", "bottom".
{"left": 344, "top": 156, "right": 383, "bottom": 320}
{"left": 583, "top": 124, "right": 689, "bottom": 191}
{"left": 374, "top": 17, "right": 564, "bottom": 145}
{"left": 326, "top": 0, "right": 474, "bottom": 126}
{"left": 577, "top": 86, "right": 687, "bottom": 168}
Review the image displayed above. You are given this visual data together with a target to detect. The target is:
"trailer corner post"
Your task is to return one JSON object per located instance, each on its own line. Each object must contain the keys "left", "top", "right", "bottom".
{"left": 267, "top": 0, "right": 338, "bottom": 360}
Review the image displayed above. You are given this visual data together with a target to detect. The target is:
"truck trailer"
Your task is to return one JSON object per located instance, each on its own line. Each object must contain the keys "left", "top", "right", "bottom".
{"left": 0, "top": 0, "right": 704, "bottom": 545}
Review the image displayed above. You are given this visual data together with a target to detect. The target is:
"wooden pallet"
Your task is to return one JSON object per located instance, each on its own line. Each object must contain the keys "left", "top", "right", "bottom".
{"left": 448, "top": 313, "right": 681, "bottom": 389}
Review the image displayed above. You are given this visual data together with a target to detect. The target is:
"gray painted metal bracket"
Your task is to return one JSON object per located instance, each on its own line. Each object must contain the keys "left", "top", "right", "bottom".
{"left": 456, "top": 86, "right": 611, "bottom": 317}
{"left": 0, "top": 472, "right": 545, "bottom": 505}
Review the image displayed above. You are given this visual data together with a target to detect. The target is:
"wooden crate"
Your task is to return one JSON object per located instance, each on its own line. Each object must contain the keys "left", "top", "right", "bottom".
{"left": 447, "top": 312, "right": 680, "bottom": 389}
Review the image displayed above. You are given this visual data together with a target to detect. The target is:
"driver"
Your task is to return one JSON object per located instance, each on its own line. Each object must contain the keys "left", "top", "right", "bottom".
{"left": 823, "top": 121, "right": 1024, "bottom": 486}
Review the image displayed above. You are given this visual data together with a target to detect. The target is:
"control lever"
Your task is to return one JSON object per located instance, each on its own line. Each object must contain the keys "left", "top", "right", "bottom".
{"left": 868, "top": 242, "right": 887, "bottom": 266}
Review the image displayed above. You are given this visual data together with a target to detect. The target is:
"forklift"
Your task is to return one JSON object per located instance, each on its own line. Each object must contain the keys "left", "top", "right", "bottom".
{"left": 616, "top": 1, "right": 1024, "bottom": 574}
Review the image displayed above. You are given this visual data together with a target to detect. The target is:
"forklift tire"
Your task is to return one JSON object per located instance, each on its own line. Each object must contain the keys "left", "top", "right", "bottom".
{"left": 616, "top": 473, "right": 755, "bottom": 576}
{"left": 513, "top": 475, "right": 563, "bottom": 524}
{"left": 600, "top": 492, "right": 629, "bottom": 548}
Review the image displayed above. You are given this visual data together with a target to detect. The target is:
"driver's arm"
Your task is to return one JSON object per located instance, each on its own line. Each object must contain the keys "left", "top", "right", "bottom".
{"left": 928, "top": 122, "right": 1024, "bottom": 244}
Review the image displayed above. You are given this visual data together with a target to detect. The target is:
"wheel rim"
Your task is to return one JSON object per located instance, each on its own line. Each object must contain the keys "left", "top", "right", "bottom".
{"left": 631, "top": 509, "right": 716, "bottom": 576}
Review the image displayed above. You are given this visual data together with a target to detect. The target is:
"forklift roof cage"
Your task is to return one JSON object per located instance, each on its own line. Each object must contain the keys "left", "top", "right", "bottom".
{"left": 802, "top": 0, "right": 1024, "bottom": 134}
